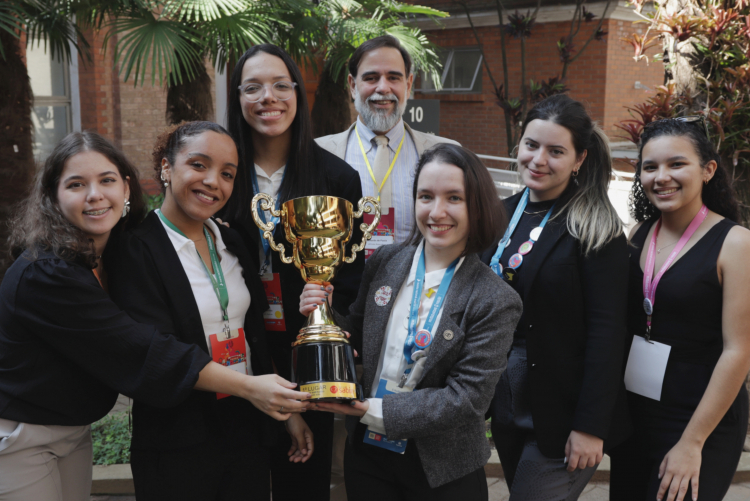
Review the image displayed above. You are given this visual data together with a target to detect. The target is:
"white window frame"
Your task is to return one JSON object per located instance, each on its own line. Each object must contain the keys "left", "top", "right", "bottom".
{"left": 418, "top": 48, "right": 483, "bottom": 93}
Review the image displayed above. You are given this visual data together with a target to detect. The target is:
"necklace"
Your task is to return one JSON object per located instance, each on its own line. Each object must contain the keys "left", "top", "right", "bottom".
{"left": 523, "top": 209, "right": 548, "bottom": 215}
{"left": 656, "top": 240, "right": 678, "bottom": 254}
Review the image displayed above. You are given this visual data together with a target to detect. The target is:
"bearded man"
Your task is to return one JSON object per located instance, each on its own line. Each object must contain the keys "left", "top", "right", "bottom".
{"left": 316, "top": 35, "right": 459, "bottom": 250}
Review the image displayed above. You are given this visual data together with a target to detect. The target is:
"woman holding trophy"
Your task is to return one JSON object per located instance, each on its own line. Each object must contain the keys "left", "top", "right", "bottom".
{"left": 108, "top": 121, "right": 313, "bottom": 500}
{"left": 222, "top": 44, "right": 364, "bottom": 500}
{"left": 299, "top": 144, "right": 522, "bottom": 501}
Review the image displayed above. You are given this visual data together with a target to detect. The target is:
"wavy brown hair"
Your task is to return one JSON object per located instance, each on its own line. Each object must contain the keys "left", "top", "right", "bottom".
{"left": 8, "top": 132, "right": 146, "bottom": 268}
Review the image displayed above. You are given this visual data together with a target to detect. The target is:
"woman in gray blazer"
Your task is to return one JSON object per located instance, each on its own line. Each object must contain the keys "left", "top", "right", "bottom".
{"left": 299, "top": 144, "right": 522, "bottom": 501}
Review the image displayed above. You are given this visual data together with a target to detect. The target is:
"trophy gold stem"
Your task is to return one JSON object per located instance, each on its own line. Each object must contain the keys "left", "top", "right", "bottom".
{"left": 293, "top": 298, "right": 350, "bottom": 346}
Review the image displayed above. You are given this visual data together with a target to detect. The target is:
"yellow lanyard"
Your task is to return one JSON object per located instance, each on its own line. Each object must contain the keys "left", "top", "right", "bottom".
{"left": 355, "top": 125, "right": 405, "bottom": 203}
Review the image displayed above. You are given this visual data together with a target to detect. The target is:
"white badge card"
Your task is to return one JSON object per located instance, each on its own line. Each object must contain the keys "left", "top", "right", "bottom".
{"left": 364, "top": 211, "right": 395, "bottom": 259}
{"left": 363, "top": 378, "right": 411, "bottom": 453}
{"left": 624, "top": 335, "right": 671, "bottom": 401}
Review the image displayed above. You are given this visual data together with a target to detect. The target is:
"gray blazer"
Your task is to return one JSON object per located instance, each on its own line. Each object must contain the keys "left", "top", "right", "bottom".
{"left": 334, "top": 243, "right": 522, "bottom": 488}
{"left": 315, "top": 121, "right": 460, "bottom": 159}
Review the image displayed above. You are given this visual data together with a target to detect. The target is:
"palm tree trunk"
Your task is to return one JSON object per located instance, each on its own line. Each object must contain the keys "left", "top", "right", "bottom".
{"left": 166, "top": 55, "right": 213, "bottom": 124}
{"left": 0, "top": 30, "right": 34, "bottom": 279}
{"left": 311, "top": 63, "right": 351, "bottom": 138}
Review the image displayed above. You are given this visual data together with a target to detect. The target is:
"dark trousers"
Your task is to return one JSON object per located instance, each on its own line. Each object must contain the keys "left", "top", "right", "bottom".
{"left": 130, "top": 435, "right": 270, "bottom": 501}
{"left": 343, "top": 431, "right": 488, "bottom": 501}
{"left": 270, "top": 410, "right": 334, "bottom": 501}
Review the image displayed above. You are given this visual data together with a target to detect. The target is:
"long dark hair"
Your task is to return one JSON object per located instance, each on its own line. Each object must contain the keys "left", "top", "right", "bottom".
{"left": 224, "top": 44, "right": 329, "bottom": 222}
{"left": 631, "top": 119, "right": 739, "bottom": 222}
{"left": 8, "top": 132, "right": 146, "bottom": 268}
{"left": 407, "top": 144, "right": 507, "bottom": 255}
{"left": 519, "top": 94, "right": 622, "bottom": 254}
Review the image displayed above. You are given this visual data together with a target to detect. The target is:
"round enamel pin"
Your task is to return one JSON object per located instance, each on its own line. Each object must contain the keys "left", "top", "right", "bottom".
{"left": 374, "top": 286, "right": 392, "bottom": 306}
{"left": 415, "top": 329, "right": 432, "bottom": 348}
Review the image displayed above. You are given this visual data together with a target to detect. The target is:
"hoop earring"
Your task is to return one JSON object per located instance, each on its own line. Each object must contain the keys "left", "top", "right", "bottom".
{"left": 160, "top": 171, "right": 169, "bottom": 188}
{"left": 121, "top": 199, "right": 131, "bottom": 218}
{"left": 572, "top": 170, "right": 579, "bottom": 177}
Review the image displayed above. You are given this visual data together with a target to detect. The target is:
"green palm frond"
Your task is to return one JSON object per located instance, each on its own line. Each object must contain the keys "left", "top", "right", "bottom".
{"left": 107, "top": 11, "right": 202, "bottom": 86}
{"left": 0, "top": 2, "right": 27, "bottom": 60}
{"left": 162, "top": 0, "right": 246, "bottom": 23}
{"left": 207, "top": 8, "right": 278, "bottom": 71}
{"left": 386, "top": 25, "right": 442, "bottom": 88}
{"left": 24, "top": 0, "right": 89, "bottom": 63}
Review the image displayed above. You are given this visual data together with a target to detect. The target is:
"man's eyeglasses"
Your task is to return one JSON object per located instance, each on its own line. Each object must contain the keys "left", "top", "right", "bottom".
{"left": 238, "top": 81, "right": 298, "bottom": 103}
{"left": 643, "top": 115, "right": 710, "bottom": 139}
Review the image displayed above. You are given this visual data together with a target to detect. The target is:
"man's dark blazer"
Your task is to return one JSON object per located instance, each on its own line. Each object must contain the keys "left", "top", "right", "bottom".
{"left": 227, "top": 148, "right": 365, "bottom": 378}
{"left": 108, "top": 211, "right": 278, "bottom": 451}
{"left": 481, "top": 191, "right": 632, "bottom": 458}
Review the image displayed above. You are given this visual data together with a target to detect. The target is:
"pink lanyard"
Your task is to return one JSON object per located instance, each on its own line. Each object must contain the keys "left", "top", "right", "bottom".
{"left": 642, "top": 204, "right": 708, "bottom": 340}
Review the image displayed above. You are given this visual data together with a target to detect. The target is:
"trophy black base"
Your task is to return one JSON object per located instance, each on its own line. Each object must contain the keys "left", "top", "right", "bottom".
{"left": 291, "top": 341, "right": 363, "bottom": 402}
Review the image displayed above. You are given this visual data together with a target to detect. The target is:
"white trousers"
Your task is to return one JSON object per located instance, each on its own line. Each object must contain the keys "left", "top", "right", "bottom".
{"left": 0, "top": 418, "right": 92, "bottom": 501}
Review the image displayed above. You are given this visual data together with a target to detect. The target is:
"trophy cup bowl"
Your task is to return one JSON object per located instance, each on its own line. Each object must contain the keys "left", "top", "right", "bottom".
{"left": 251, "top": 194, "right": 380, "bottom": 402}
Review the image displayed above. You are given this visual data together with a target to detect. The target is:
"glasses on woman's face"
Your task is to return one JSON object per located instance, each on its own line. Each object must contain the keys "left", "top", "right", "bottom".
{"left": 643, "top": 115, "right": 710, "bottom": 139}
{"left": 237, "top": 81, "right": 297, "bottom": 103}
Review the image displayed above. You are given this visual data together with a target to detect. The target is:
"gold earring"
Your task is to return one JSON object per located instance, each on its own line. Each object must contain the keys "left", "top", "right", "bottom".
{"left": 572, "top": 170, "right": 579, "bottom": 177}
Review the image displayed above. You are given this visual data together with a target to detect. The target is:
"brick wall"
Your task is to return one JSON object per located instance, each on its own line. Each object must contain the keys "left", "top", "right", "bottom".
{"left": 77, "top": 28, "right": 217, "bottom": 180}
{"left": 413, "top": 17, "right": 663, "bottom": 157}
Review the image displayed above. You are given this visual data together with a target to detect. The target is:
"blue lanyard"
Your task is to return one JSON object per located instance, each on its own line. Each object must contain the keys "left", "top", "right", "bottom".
{"left": 403, "top": 247, "right": 459, "bottom": 367}
{"left": 251, "top": 167, "right": 284, "bottom": 272}
{"left": 489, "top": 188, "right": 555, "bottom": 278}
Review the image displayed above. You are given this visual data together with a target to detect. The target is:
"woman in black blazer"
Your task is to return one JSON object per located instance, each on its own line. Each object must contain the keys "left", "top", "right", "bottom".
{"left": 0, "top": 131, "right": 288, "bottom": 501}
{"left": 108, "top": 121, "right": 313, "bottom": 501}
{"left": 481, "top": 95, "right": 630, "bottom": 500}
{"left": 221, "top": 44, "right": 365, "bottom": 501}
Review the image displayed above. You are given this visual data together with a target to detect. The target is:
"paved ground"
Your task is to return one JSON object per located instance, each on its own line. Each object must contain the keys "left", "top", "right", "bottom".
{"left": 90, "top": 480, "right": 750, "bottom": 500}
{"left": 486, "top": 479, "right": 750, "bottom": 501}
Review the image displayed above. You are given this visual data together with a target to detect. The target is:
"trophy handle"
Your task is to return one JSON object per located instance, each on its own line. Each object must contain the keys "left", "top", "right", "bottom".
{"left": 345, "top": 196, "right": 381, "bottom": 264}
{"left": 251, "top": 193, "right": 293, "bottom": 264}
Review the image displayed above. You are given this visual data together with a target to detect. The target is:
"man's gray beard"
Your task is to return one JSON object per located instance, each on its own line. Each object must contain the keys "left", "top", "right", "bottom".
{"left": 354, "top": 89, "right": 406, "bottom": 133}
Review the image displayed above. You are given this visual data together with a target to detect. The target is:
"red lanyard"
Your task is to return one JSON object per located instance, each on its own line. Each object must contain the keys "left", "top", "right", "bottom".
{"left": 642, "top": 204, "right": 708, "bottom": 340}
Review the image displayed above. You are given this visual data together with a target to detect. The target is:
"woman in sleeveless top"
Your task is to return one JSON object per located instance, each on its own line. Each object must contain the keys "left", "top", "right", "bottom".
{"left": 609, "top": 118, "right": 750, "bottom": 501}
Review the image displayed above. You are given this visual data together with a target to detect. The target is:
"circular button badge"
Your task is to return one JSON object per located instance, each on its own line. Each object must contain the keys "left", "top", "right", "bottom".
{"left": 415, "top": 329, "right": 432, "bottom": 348}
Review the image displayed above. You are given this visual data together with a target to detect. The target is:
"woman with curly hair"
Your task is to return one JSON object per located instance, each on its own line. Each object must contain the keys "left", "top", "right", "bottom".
{"left": 610, "top": 117, "right": 750, "bottom": 501}
{"left": 107, "top": 121, "right": 314, "bottom": 501}
{"left": 0, "top": 131, "right": 279, "bottom": 500}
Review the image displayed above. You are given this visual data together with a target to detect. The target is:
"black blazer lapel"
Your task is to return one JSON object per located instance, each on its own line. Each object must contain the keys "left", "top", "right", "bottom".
{"left": 517, "top": 206, "right": 569, "bottom": 300}
{"left": 135, "top": 212, "right": 209, "bottom": 352}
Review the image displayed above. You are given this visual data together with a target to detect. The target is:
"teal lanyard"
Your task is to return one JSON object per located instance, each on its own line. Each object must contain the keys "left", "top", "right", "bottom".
{"left": 157, "top": 211, "right": 230, "bottom": 335}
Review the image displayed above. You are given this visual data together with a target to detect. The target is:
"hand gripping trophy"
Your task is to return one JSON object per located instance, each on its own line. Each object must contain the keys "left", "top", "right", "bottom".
{"left": 251, "top": 194, "right": 380, "bottom": 402}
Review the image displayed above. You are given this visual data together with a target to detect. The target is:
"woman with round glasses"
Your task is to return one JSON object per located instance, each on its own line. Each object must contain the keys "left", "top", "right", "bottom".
{"left": 222, "top": 44, "right": 364, "bottom": 501}
{"left": 609, "top": 117, "right": 750, "bottom": 501}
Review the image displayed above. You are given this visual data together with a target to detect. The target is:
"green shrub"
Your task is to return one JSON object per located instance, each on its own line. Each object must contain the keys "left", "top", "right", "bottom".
{"left": 91, "top": 408, "right": 132, "bottom": 465}
{"left": 144, "top": 193, "right": 164, "bottom": 213}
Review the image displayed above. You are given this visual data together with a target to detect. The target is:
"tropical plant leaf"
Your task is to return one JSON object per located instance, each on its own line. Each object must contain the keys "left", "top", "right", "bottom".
{"left": 0, "top": 2, "right": 27, "bottom": 60}
{"left": 108, "top": 12, "right": 202, "bottom": 86}
{"left": 24, "top": 0, "right": 89, "bottom": 63}
{"left": 162, "top": 0, "right": 246, "bottom": 23}
{"left": 207, "top": 8, "right": 278, "bottom": 71}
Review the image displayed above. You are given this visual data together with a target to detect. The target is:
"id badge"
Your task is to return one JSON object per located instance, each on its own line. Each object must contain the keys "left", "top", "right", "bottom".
{"left": 363, "top": 378, "right": 411, "bottom": 453}
{"left": 261, "top": 272, "right": 286, "bottom": 331}
{"left": 364, "top": 211, "right": 395, "bottom": 260}
{"left": 624, "top": 334, "right": 671, "bottom": 401}
{"left": 209, "top": 328, "right": 248, "bottom": 399}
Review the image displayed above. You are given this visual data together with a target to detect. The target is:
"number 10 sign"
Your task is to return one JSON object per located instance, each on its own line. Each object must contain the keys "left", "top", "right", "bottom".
{"left": 403, "top": 99, "right": 440, "bottom": 135}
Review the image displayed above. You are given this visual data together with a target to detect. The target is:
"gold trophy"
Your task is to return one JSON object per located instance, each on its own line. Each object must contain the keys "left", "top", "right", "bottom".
{"left": 251, "top": 195, "right": 380, "bottom": 401}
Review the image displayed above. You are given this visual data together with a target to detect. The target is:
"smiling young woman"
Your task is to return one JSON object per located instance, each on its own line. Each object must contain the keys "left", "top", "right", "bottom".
{"left": 298, "top": 144, "right": 521, "bottom": 501}
{"left": 106, "top": 121, "right": 316, "bottom": 501}
{"left": 609, "top": 118, "right": 750, "bottom": 501}
{"left": 0, "top": 132, "right": 288, "bottom": 501}
{"left": 222, "top": 44, "right": 365, "bottom": 501}
{"left": 481, "top": 94, "right": 630, "bottom": 500}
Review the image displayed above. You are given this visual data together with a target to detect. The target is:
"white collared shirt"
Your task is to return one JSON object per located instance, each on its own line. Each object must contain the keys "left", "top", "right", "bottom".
{"left": 360, "top": 241, "right": 465, "bottom": 433}
{"left": 345, "top": 117, "right": 419, "bottom": 244}
{"left": 156, "top": 210, "right": 253, "bottom": 374}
